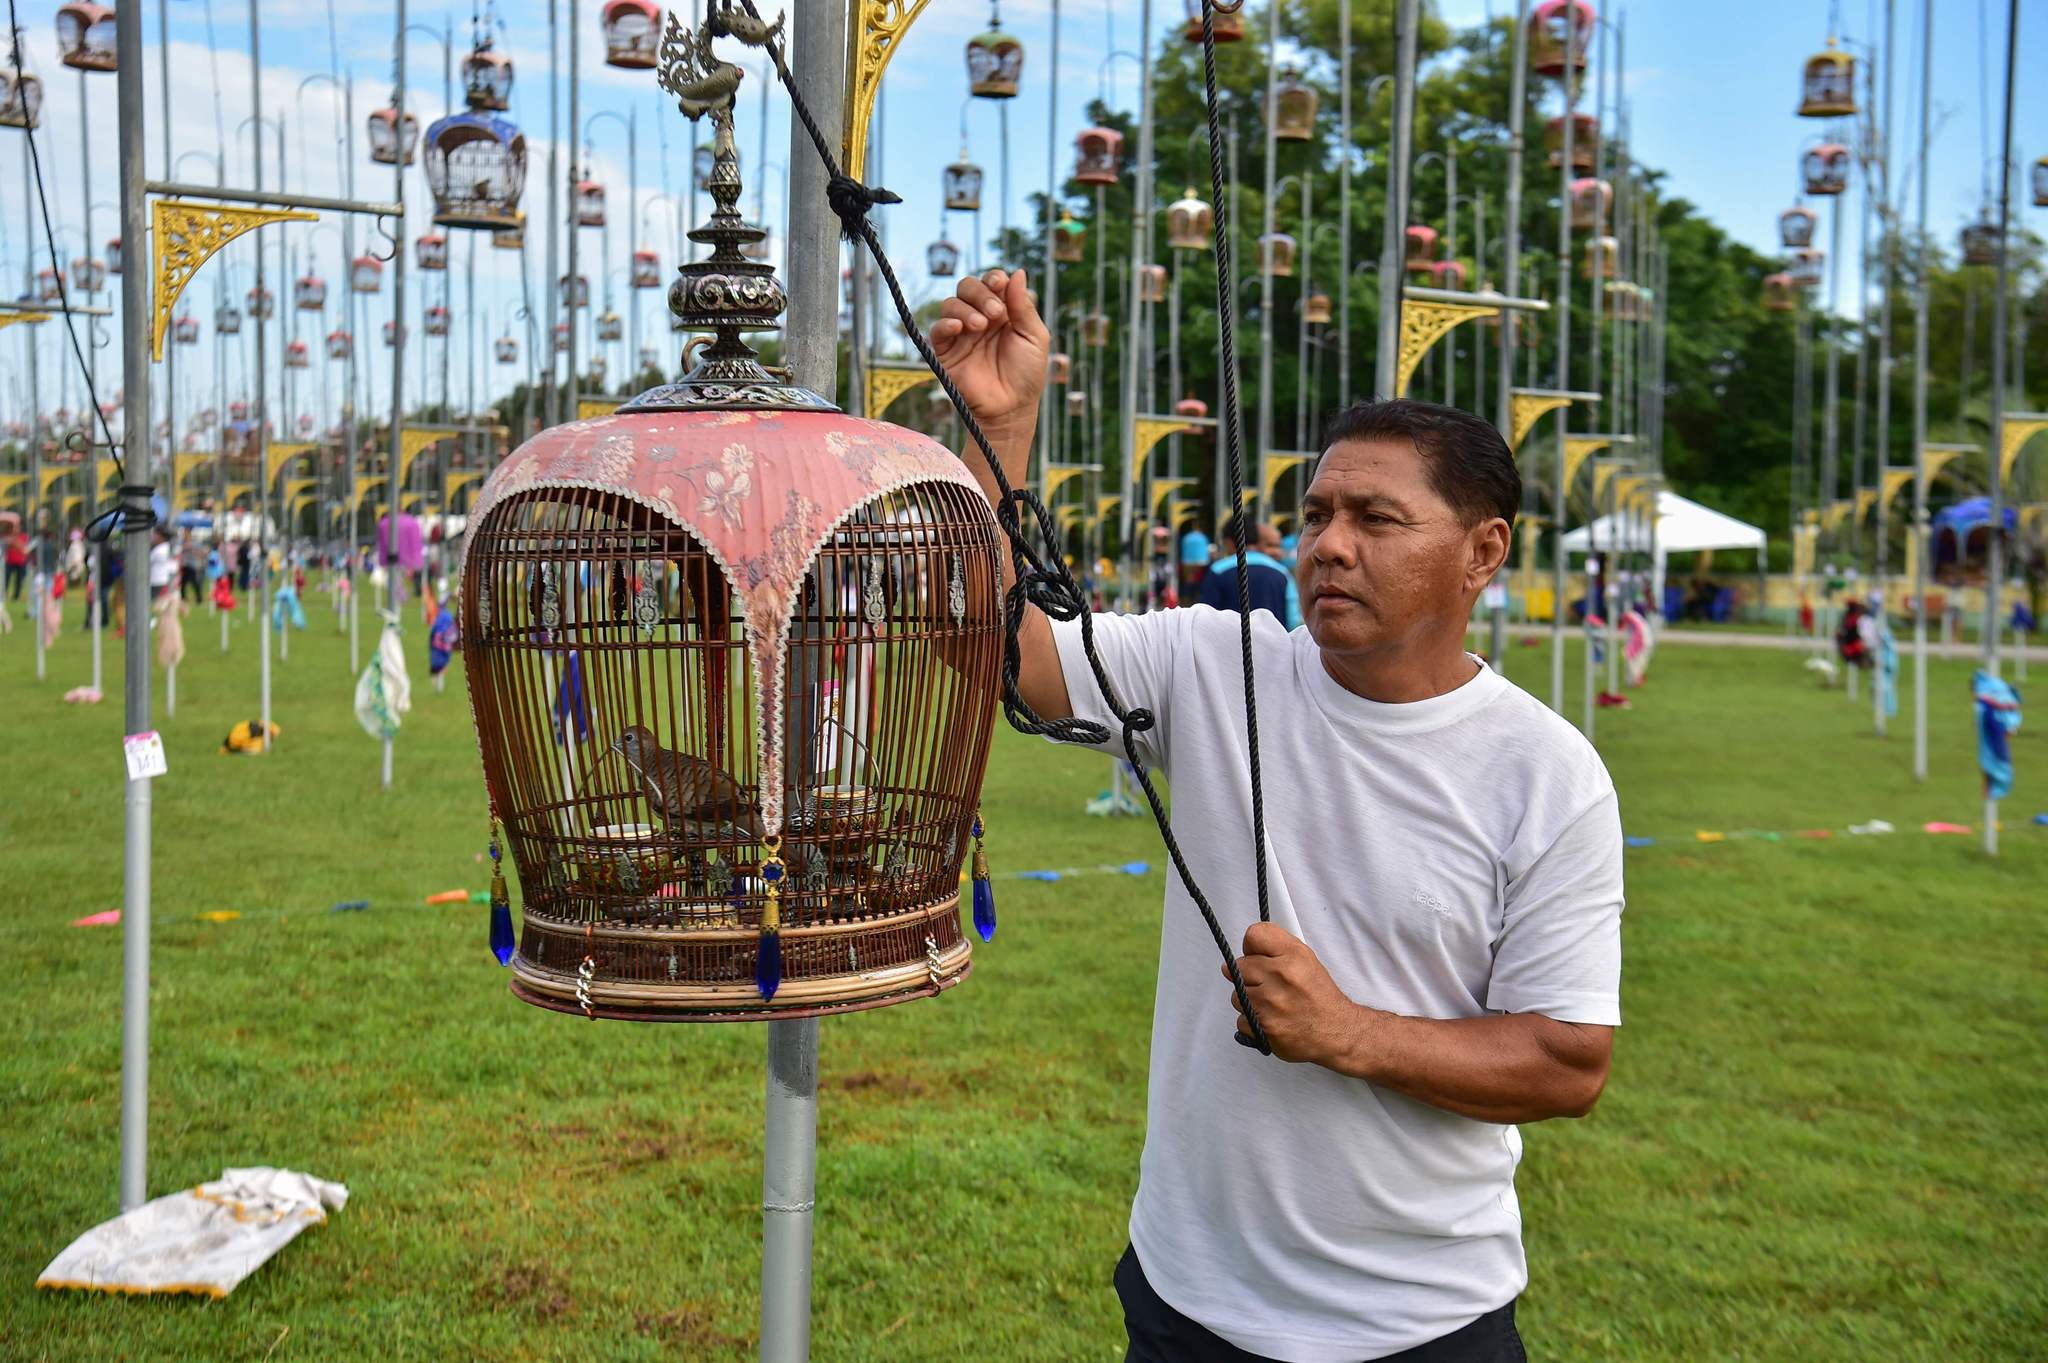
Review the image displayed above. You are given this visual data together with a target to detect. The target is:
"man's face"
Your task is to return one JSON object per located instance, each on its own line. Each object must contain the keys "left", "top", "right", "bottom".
{"left": 1256, "top": 524, "right": 1283, "bottom": 556}
{"left": 1295, "top": 438, "right": 1505, "bottom": 659}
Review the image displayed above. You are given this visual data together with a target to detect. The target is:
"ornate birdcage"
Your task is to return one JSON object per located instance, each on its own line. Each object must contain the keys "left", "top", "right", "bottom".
{"left": 576, "top": 176, "right": 607, "bottom": 227}
{"left": 590, "top": 354, "right": 608, "bottom": 381}
{"left": 0, "top": 53, "right": 44, "bottom": 128}
{"left": 417, "top": 233, "right": 449, "bottom": 271}
{"left": 1530, "top": 0, "right": 1593, "bottom": 79}
{"left": 560, "top": 274, "right": 591, "bottom": 308}
{"left": 293, "top": 274, "right": 326, "bottom": 310}
{"left": 1431, "top": 259, "right": 1467, "bottom": 290}
{"left": 1270, "top": 67, "right": 1318, "bottom": 142}
{"left": 368, "top": 102, "right": 420, "bottom": 166}
{"left": 426, "top": 107, "right": 527, "bottom": 230}
{"left": 352, "top": 255, "right": 384, "bottom": 293}
{"left": 1262, "top": 231, "right": 1297, "bottom": 278}
{"left": 632, "top": 248, "right": 661, "bottom": 288}
{"left": 1545, "top": 113, "right": 1598, "bottom": 171}
{"left": 1073, "top": 126, "right": 1122, "bottom": 186}
{"left": 2035, "top": 156, "right": 2048, "bottom": 208}
{"left": 494, "top": 213, "right": 526, "bottom": 249}
{"left": 638, "top": 342, "right": 659, "bottom": 371}
{"left": 1166, "top": 188, "right": 1212, "bottom": 251}
{"left": 1778, "top": 205, "right": 1816, "bottom": 249}
{"left": 36, "top": 267, "right": 61, "bottom": 301}
{"left": 1083, "top": 312, "right": 1110, "bottom": 347}
{"left": 229, "top": 400, "right": 249, "bottom": 421}
{"left": 383, "top": 319, "right": 405, "bottom": 347}
{"left": 108, "top": 236, "right": 121, "bottom": 273}
{"left": 246, "top": 286, "right": 275, "bottom": 320}
{"left": 70, "top": 256, "right": 107, "bottom": 293}
{"left": 1798, "top": 39, "right": 1856, "bottom": 118}
{"left": 927, "top": 238, "right": 960, "bottom": 278}
{"left": 596, "top": 309, "right": 624, "bottom": 342}
{"left": 1137, "top": 264, "right": 1167, "bottom": 306}
{"left": 1183, "top": 0, "right": 1243, "bottom": 43}
{"left": 1052, "top": 209, "right": 1086, "bottom": 263}
{"left": 216, "top": 303, "right": 242, "bottom": 335}
{"left": 1582, "top": 235, "right": 1618, "bottom": 279}
{"left": 285, "top": 339, "right": 310, "bottom": 369}
{"left": 554, "top": 321, "right": 571, "bottom": 353}
{"left": 965, "top": 23, "right": 1023, "bottom": 99}
{"left": 173, "top": 314, "right": 198, "bottom": 345}
{"left": 1050, "top": 351, "right": 1071, "bottom": 385}
{"left": 1569, "top": 178, "right": 1611, "bottom": 231}
{"left": 1788, "top": 248, "right": 1824, "bottom": 289}
{"left": 602, "top": 0, "right": 661, "bottom": 69}
{"left": 1303, "top": 291, "right": 1332, "bottom": 326}
{"left": 463, "top": 42, "right": 513, "bottom": 111}
{"left": 1762, "top": 272, "right": 1796, "bottom": 311}
{"left": 1802, "top": 143, "right": 1848, "bottom": 196}
{"left": 1960, "top": 221, "right": 2002, "bottom": 267}
{"left": 56, "top": 2, "right": 117, "bottom": 71}
{"left": 426, "top": 304, "right": 451, "bottom": 337}
{"left": 297, "top": 413, "right": 315, "bottom": 435}
{"left": 1603, "top": 279, "right": 1636, "bottom": 320}
{"left": 1066, "top": 389, "right": 1087, "bottom": 416}
{"left": 495, "top": 333, "right": 518, "bottom": 363}
{"left": 943, "top": 156, "right": 983, "bottom": 212}
{"left": 1404, "top": 224, "right": 1438, "bottom": 272}
{"left": 327, "top": 328, "right": 352, "bottom": 360}
{"left": 1173, "top": 393, "right": 1209, "bottom": 421}
{"left": 462, "top": 99, "right": 1002, "bottom": 1021}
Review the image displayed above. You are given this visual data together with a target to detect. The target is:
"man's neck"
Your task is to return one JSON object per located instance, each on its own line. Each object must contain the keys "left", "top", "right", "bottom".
{"left": 1319, "top": 632, "right": 1481, "bottom": 704}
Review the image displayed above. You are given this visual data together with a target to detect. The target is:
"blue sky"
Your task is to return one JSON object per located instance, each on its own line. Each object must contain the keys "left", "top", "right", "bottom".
{"left": 4, "top": 0, "right": 2042, "bottom": 441}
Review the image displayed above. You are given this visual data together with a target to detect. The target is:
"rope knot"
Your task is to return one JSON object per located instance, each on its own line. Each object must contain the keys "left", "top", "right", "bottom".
{"left": 1123, "top": 708, "right": 1156, "bottom": 735}
{"left": 825, "top": 174, "right": 901, "bottom": 241}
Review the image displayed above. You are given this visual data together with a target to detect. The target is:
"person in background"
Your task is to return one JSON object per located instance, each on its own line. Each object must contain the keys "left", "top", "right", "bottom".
{"left": 5, "top": 524, "right": 28, "bottom": 601}
{"left": 1198, "top": 515, "right": 1300, "bottom": 629}
{"left": 1147, "top": 525, "right": 1178, "bottom": 612}
{"left": 147, "top": 528, "right": 176, "bottom": 604}
{"left": 1179, "top": 520, "right": 1213, "bottom": 599}
{"left": 179, "top": 532, "right": 206, "bottom": 603}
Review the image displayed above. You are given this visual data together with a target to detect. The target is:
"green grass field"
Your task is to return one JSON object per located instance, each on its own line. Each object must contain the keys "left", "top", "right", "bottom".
{"left": 1, "top": 595, "right": 2043, "bottom": 1361}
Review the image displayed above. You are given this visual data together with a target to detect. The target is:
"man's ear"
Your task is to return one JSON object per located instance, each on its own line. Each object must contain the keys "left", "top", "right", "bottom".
{"left": 1468, "top": 517, "right": 1511, "bottom": 591}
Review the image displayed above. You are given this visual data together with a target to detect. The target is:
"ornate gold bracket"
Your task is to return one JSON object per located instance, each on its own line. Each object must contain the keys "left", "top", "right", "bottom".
{"left": 1998, "top": 416, "right": 2048, "bottom": 481}
{"left": 1919, "top": 445, "right": 1973, "bottom": 500}
{"left": 150, "top": 199, "right": 316, "bottom": 360}
{"left": 0, "top": 311, "right": 50, "bottom": 331}
{"left": 282, "top": 477, "right": 319, "bottom": 506}
{"left": 843, "top": 0, "right": 933, "bottom": 182}
{"left": 1821, "top": 499, "right": 1852, "bottom": 531}
{"left": 0, "top": 473, "right": 28, "bottom": 503}
{"left": 1096, "top": 493, "right": 1122, "bottom": 522}
{"left": 1054, "top": 504, "right": 1084, "bottom": 530}
{"left": 264, "top": 440, "right": 318, "bottom": 485}
{"left": 1396, "top": 300, "right": 1499, "bottom": 398}
{"left": 1148, "top": 476, "right": 1196, "bottom": 516}
{"left": 1509, "top": 393, "right": 1571, "bottom": 454}
{"left": 1591, "top": 462, "right": 1623, "bottom": 502}
{"left": 864, "top": 362, "right": 932, "bottom": 419}
{"left": 39, "top": 466, "right": 77, "bottom": 496}
{"left": 353, "top": 477, "right": 389, "bottom": 511}
{"left": 1166, "top": 498, "right": 1198, "bottom": 528}
{"left": 223, "top": 481, "right": 255, "bottom": 506}
{"left": 381, "top": 427, "right": 456, "bottom": 489}
{"left": 1879, "top": 467, "right": 1913, "bottom": 511}
{"left": 1561, "top": 436, "right": 1610, "bottom": 491}
{"left": 1853, "top": 487, "right": 1877, "bottom": 523}
{"left": 1128, "top": 415, "right": 1209, "bottom": 485}
{"left": 445, "top": 470, "right": 486, "bottom": 506}
{"left": 1043, "top": 464, "right": 1089, "bottom": 501}
{"left": 1261, "top": 453, "right": 1312, "bottom": 500}
{"left": 62, "top": 494, "right": 84, "bottom": 519}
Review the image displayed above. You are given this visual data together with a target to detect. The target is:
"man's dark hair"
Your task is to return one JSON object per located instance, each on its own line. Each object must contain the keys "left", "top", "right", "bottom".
{"left": 1318, "top": 399, "right": 1521, "bottom": 527}
{"left": 1219, "top": 511, "right": 1248, "bottom": 547}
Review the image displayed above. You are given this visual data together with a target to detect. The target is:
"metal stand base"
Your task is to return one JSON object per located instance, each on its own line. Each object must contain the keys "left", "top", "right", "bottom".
{"left": 761, "top": 1018, "right": 818, "bottom": 1362}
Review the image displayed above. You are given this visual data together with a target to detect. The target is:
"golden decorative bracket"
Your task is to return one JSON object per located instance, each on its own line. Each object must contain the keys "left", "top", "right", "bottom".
{"left": 353, "top": 477, "right": 389, "bottom": 510}
{"left": 1508, "top": 394, "right": 1570, "bottom": 454}
{"left": 1919, "top": 444, "right": 1974, "bottom": 500}
{"left": 1261, "top": 453, "right": 1312, "bottom": 501}
{"left": 39, "top": 466, "right": 77, "bottom": 496}
{"left": 1997, "top": 415, "right": 2048, "bottom": 481}
{"left": 445, "top": 470, "right": 486, "bottom": 505}
{"left": 1148, "top": 476, "right": 1196, "bottom": 516}
{"left": 1128, "top": 415, "right": 1211, "bottom": 485}
{"left": 1166, "top": 498, "right": 1198, "bottom": 528}
{"left": 1096, "top": 493, "right": 1122, "bottom": 521}
{"left": 1821, "top": 500, "right": 1852, "bottom": 531}
{"left": 864, "top": 363, "right": 931, "bottom": 419}
{"left": 0, "top": 311, "right": 51, "bottom": 331}
{"left": 224, "top": 481, "right": 255, "bottom": 506}
{"left": 1396, "top": 300, "right": 1499, "bottom": 399}
{"left": 843, "top": 0, "right": 933, "bottom": 183}
{"left": 1561, "top": 436, "right": 1610, "bottom": 491}
{"left": 395, "top": 427, "right": 455, "bottom": 489}
{"left": 150, "top": 199, "right": 315, "bottom": 360}
{"left": 1043, "top": 464, "right": 1089, "bottom": 501}
{"left": 282, "top": 477, "right": 319, "bottom": 507}
{"left": 265, "top": 440, "right": 318, "bottom": 485}
{"left": 0, "top": 474, "right": 26, "bottom": 503}
{"left": 1054, "top": 504, "right": 1084, "bottom": 530}
{"left": 576, "top": 398, "right": 621, "bottom": 421}
{"left": 1879, "top": 467, "right": 1913, "bottom": 511}
{"left": 1853, "top": 487, "right": 1877, "bottom": 523}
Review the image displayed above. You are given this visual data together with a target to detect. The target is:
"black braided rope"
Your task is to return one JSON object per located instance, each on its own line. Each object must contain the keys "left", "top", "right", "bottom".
{"left": 724, "top": 0, "right": 1273, "bottom": 1055}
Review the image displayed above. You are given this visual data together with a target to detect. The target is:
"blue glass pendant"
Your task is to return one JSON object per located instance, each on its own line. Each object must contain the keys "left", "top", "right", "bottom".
{"left": 970, "top": 813, "right": 996, "bottom": 943}
{"left": 755, "top": 929, "right": 783, "bottom": 999}
{"left": 755, "top": 851, "right": 786, "bottom": 999}
{"left": 488, "top": 838, "right": 514, "bottom": 966}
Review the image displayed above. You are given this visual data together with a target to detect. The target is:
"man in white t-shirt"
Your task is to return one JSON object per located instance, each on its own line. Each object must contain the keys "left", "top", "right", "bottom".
{"left": 932, "top": 270, "right": 1623, "bottom": 1363}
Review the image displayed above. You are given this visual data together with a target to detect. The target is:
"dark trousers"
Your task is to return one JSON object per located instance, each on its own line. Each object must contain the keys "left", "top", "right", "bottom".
{"left": 1116, "top": 1246, "right": 1526, "bottom": 1363}
{"left": 4, "top": 562, "right": 22, "bottom": 600}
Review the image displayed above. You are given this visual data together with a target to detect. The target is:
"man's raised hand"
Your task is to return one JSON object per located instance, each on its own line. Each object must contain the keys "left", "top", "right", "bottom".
{"left": 929, "top": 268, "right": 1050, "bottom": 443}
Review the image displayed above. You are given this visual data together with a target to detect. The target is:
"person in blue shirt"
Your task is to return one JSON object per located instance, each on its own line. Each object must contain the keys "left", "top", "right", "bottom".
{"left": 1178, "top": 524, "right": 1213, "bottom": 598}
{"left": 1197, "top": 514, "right": 1302, "bottom": 629}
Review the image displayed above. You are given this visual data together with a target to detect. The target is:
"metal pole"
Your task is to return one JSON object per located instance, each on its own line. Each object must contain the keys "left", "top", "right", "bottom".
{"left": 1294, "top": 173, "right": 1311, "bottom": 456}
{"left": 114, "top": 0, "right": 154, "bottom": 1213}
{"left": 1981, "top": 0, "right": 2018, "bottom": 856}
{"left": 566, "top": 0, "right": 581, "bottom": 417}
{"left": 344, "top": 75, "right": 361, "bottom": 675}
{"left": 1036, "top": 0, "right": 1060, "bottom": 502}
{"left": 1337, "top": 0, "right": 1350, "bottom": 410}
{"left": 1910, "top": 0, "right": 1931, "bottom": 781}
{"left": 1375, "top": 0, "right": 1421, "bottom": 399}
{"left": 628, "top": 110, "right": 638, "bottom": 385}
{"left": 1115, "top": 0, "right": 1153, "bottom": 562}
{"left": 1257, "top": 2, "right": 1279, "bottom": 508}
{"left": 1550, "top": 39, "right": 1577, "bottom": 716}
{"left": 1873, "top": 0, "right": 1895, "bottom": 737}
{"left": 250, "top": 5, "right": 276, "bottom": 751}
{"left": 23, "top": 98, "right": 44, "bottom": 684}
{"left": 1498, "top": 0, "right": 1528, "bottom": 440}
{"left": 543, "top": 0, "right": 560, "bottom": 429}
{"left": 1443, "top": 146, "right": 1456, "bottom": 407}
{"left": 1821, "top": 192, "right": 1843, "bottom": 534}
{"left": 384, "top": 0, "right": 409, "bottom": 787}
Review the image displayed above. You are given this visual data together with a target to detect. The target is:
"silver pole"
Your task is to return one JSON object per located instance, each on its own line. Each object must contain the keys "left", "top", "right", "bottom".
{"left": 1336, "top": 0, "right": 1350, "bottom": 410}
{"left": 543, "top": 0, "right": 560, "bottom": 429}
{"left": 1375, "top": 0, "right": 1421, "bottom": 399}
{"left": 1550, "top": 39, "right": 1578, "bottom": 715}
{"left": 1035, "top": 0, "right": 1059, "bottom": 503}
{"left": 114, "top": 0, "right": 154, "bottom": 1212}
{"left": 1257, "top": 1, "right": 1279, "bottom": 507}
{"left": 344, "top": 75, "right": 361, "bottom": 675}
{"left": 1115, "top": 0, "right": 1153, "bottom": 559}
{"left": 251, "top": 3, "right": 276, "bottom": 751}
{"left": 384, "top": 0, "right": 409, "bottom": 787}
{"left": 1873, "top": 0, "right": 1896, "bottom": 737}
{"left": 1910, "top": 0, "right": 1931, "bottom": 781}
{"left": 1981, "top": 0, "right": 2018, "bottom": 856}
{"left": 1498, "top": 0, "right": 1528, "bottom": 440}
{"left": 566, "top": 0, "right": 581, "bottom": 417}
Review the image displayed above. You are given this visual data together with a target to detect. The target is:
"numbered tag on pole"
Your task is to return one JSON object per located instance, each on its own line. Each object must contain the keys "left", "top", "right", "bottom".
{"left": 123, "top": 731, "right": 169, "bottom": 782}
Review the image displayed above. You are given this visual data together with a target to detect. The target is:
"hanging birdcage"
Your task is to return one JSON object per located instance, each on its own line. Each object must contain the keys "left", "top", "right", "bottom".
{"left": 426, "top": 305, "right": 451, "bottom": 337}
{"left": 297, "top": 413, "right": 315, "bottom": 435}
{"left": 602, "top": 0, "right": 661, "bottom": 70}
{"left": 1530, "top": 0, "right": 1593, "bottom": 79}
{"left": 927, "top": 238, "right": 960, "bottom": 278}
{"left": 229, "top": 400, "right": 248, "bottom": 421}
{"left": 417, "top": 233, "right": 449, "bottom": 271}
{"left": 494, "top": 213, "right": 526, "bottom": 250}
{"left": 1138, "top": 264, "right": 1167, "bottom": 306}
{"left": 1431, "top": 259, "right": 1467, "bottom": 291}
{"left": 368, "top": 102, "right": 420, "bottom": 166}
{"left": 1802, "top": 143, "right": 1848, "bottom": 196}
{"left": 1183, "top": 0, "right": 1243, "bottom": 43}
{"left": 554, "top": 321, "right": 570, "bottom": 353}
{"left": 1789, "top": 248, "right": 1824, "bottom": 289}
{"left": 1403, "top": 224, "right": 1438, "bottom": 272}
{"left": 2035, "top": 156, "right": 2048, "bottom": 208}
{"left": 0, "top": 58, "right": 44, "bottom": 128}
{"left": 107, "top": 236, "right": 121, "bottom": 273}
{"left": 1778, "top": 206, "right": 1816, "bottom": 249}
{"left": 560, "top": 274, "right": 590, "bottom": 309}
{"left": 172, "top": 314, "right": 199, "bottom": 345}
{"left": 1166, "top": 188, "right": 1212, "bottom": 251}
{"left": 246, "top": 286, "right": 275, "bottom": 320}
{"left": 576, "top": 176, "right": 607, "bottom": 227}
{"left": 1066, "top": 389, "right": 1087, "bottom": 416}
{"left": 1798, "top": 39, "right": 1856, "bottom": 118}
{"left": 55, "top": 2, "right": 117, "bottom": 72}
{"left": 285, "top": 339, "right": 310, "bottom": 369}
{"left": 1269, "top": 67, "right": 1318, "bottom": 142}
{"left": 36, "top": 267, "right": 61, "bottom": 301}
{"left": 326, "top": 328, "right": 352, "bottom": 360}
{"left": 463, "top": 42, "right": 513, "bottom": 111}
{"left": 590, "top": 354, "right": 608, "bottom": 381}
{"left": 1569, "top": 178, "right": 1611, "bottom": 231}
{"left": 943, "top": 156, "right": 983, "bottom": 212}
{"left": 1050, "top": 351, "right": 1071, "bottom": 385}
{"left": 596, "top": 309, "right": 624, "bottom": 342}
{"left": 638, "top": 342, "right": 659, "bottom": 371}
{"left": 1261, "top": 231, "right": 1297, "bottom": 278}
{"left": 1960, "top": 222, "right": 2002, "bottom": 266}
{"left": 495, "top": 333, "right": 518, "bottom": 364}
{"left": 1603, "top": 279, "right": 1636, "bottom": 320}
{"left": 965, "top": 23, "right": 1023, "bottom": 99}
{"left": 426, "top": 109, "right": 528, "bottom": 230}
{"left": 632, "top": 248, "right": 661, "bottom": 288}
{"left": 1545, "top": 113, "right": 1598, "bottom": 171}
{"left": 216, "top": 303, "right": 242, "bottom": 335}
{"left": 1083, "top": 312, "right": 1110, "bottom": 347}
{"left": 351, "top": 254, "right": 384, "bottom": 293}
{"left": 293, "top": 274, "right": 326, "bottom": 310}
{"left": 1303, "top": 291, "right": 1332, "bottom": 326}
{"left": 70, "top": 256, "right": 107, "bottom": 294}
{"left": 462, "top": 103, "right": 1002, "bottom": 1021}
{"left": 1073, "top": 126, "right": 1122, "bottom": 186}
{"left": 1582, "top": 235, "right": 1618, "bottom": 279}
{"left": 383, "top": 320, "right": 406, "bottom": 348}
{"left": 1052, "top": 209, "right": 1086, "bottom": 262}
{"left": 1762, "top": 273, "right": 1796, "bottom": 312}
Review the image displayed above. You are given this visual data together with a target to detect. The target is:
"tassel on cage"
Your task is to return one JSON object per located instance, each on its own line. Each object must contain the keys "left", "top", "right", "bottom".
{"left": 970, "top": 811, "right": 996, "bottom": 943}
{"left": 755, "top": 838, "right": 785, "bottom": 1000}
{"left": 488, "top": 826, "right": 515, "bottom": 966}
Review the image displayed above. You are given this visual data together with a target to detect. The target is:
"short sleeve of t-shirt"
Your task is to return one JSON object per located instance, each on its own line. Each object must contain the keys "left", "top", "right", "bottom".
{"left": 1049, "top": 609, "right": 1192, "bottom": 772}
{"left": 1484, "top": 791, "right": 1624, "bottom": 1026}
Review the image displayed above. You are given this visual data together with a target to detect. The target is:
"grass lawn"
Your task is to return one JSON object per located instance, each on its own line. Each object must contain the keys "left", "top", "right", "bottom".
{"left": 1, "top": 595, "right": 2043, "bottom": 1361}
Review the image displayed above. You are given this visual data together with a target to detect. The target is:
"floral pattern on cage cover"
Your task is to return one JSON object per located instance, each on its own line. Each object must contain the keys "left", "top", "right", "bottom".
{"left": 461, "top": 409, "right": 982, "bottom": 836}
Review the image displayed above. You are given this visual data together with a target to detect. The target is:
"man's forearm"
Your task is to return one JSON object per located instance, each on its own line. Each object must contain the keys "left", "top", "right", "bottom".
{"left": 957, "top": 410, "right": 1071, "bottom": 722}
{"left": 1324, "top": 1007, "right": 1611, "bottom": 1125}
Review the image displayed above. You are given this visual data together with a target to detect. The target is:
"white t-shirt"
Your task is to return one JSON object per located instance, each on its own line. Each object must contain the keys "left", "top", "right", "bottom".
{"left": 1050, "top": 605, "right": 1623, "bottom": 1363}
{"left": 148, "top": 542, "right": 175, "bottom": 589}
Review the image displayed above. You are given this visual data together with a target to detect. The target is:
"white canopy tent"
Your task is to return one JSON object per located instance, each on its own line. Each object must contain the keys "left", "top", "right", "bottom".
{"left": 1560, "top": 490, "right": 1767, "bottom": 618}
